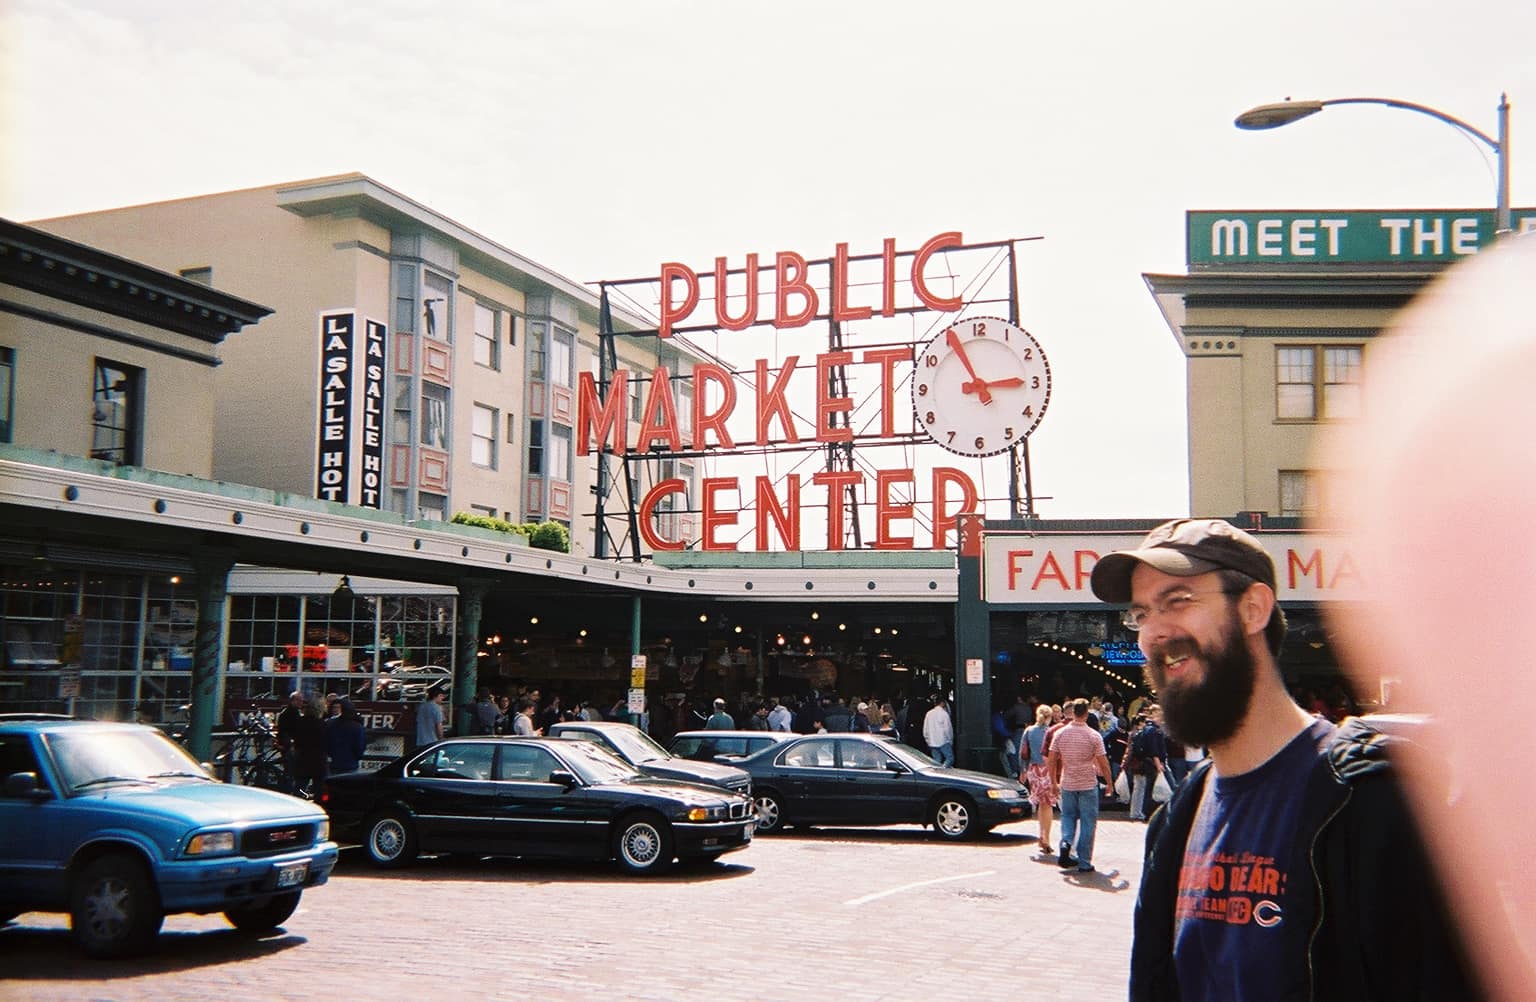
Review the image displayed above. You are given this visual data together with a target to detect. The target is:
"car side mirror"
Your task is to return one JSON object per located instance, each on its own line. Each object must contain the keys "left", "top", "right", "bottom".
{"left": 548, "top": 770, "right": 578, "bottom": 788}
{"left": 884, "top": 760, "right": 907, "bottom": 774}
{"left": 4, "top": 771, "right": 50, "bottom": 799}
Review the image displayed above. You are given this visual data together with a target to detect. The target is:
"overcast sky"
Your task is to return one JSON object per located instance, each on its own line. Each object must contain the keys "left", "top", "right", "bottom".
{"left": 4, "top": 0, "right": 1533, "bottom": 526}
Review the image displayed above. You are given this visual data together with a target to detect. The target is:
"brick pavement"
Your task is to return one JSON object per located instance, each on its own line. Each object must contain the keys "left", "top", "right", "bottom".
{"left": 0, "top": 814, "right": 1152, "bottom": 1002}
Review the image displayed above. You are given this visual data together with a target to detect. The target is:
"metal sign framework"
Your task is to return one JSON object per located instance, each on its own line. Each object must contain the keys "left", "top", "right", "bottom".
{"left": 590, "top": 236, "right": 1043, "bottom": 561}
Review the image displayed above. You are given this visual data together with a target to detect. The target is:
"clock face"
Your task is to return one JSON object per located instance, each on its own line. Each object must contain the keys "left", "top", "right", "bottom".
{"left": 912, "top": 316, "right": 1051, "bottom": 457}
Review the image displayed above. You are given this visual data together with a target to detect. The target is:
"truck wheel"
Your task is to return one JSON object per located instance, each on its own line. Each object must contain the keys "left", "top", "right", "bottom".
{"left": 224, "top": 891, "right": 300, "bottom": 932}
{"left": 71, "top": 854, "right": 163, "bottom": 958}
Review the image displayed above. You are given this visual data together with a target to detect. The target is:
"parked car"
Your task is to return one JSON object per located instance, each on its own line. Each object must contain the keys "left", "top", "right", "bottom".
{"left": 0, "top": 715, "right": 337, "bottom": 957}
{"left": 737, "top": 732, "right": 1027, "bottom": 839}
{"left": 324, "top": 737, "right": 755, "bottom": 874}
{"left": 668, "top": 730, "right": 794, "bottom": 763}
{"left": 547, "top": 721, "right": 752, "bottom": 797}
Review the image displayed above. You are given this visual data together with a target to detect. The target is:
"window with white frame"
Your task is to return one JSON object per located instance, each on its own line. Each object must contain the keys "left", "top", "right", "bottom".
{"left": 473, "top": 302, "right": 500, "bottom": 369}
{"left": 1276, "top": 345, "right": 1362, "bottom": 421}
{"left": 528, "top": 418, "right": 544, "bottom": 475}
{"left": 423, "top": 272, "right": 452, "bottom": 341}
{"left": 529, "top": 322, "right": 547, "bottom": 379}
{"left": 550, "top": 424, "right": 572, "bottom": 481}
{"left": 472, "top": 403, "right": 497, "bottom": 468}
{"left": 420, "top": 383, "right": 449, "bottom": 450}
{"left": 91, "top": 359, "right": 143, "bottom": 465}
{"left": 1279, "top": 470, "right": 1321, "bottom": 518}
{"left": 551, "top": 330, "right": 573, "bottom": 388}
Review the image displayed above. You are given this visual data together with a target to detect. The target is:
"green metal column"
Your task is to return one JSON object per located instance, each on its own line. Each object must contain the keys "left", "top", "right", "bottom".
{"left": 454, "top": 579, "right": 489, "bottom": 736}
{"left": 954, "top": 515, "right": 992, "bottom": 770}
{"left": 188, "top": 550, "right": 235, "bottom": 761}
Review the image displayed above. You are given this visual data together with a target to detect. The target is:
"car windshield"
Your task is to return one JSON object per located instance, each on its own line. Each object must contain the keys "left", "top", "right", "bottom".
{"left": 601, "top": 726, "right": 671, "bottom": 765}
{"left": 885, "top": 742, "right": 940, "bottom": 770}
{"left": 554, "top": 740, "right": 645, "bottom": 785}
{"left": 48, "top": 727, "right": 212, "bottom": 792}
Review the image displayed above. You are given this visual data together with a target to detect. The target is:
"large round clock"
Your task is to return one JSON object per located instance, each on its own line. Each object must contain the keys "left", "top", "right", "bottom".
{"left": 912, "top": 316, "right": 1051, "bottom": 457}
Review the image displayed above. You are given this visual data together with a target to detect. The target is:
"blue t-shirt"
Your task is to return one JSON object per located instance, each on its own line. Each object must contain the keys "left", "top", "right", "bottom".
{"left": 1172, "top": 718, "right": 1336, "bottom": 1001}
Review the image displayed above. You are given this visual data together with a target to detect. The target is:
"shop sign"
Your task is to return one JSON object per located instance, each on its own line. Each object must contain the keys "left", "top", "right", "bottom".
{"left": 1188, "top": 208, "right": 1536, "bottom": 267}
{"left": 315, "top": 311, "right": 355, "bottom": 503}
{"left": 982, "top": 532, "right": 1365, "bottom": 605}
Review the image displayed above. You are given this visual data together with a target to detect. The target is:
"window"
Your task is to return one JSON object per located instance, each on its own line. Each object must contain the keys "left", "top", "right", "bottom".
{"left": 90, "top": 359, "right": 142, "bottom": 465}
{"left": 392, "top": 375, "right": 412, "bottom": 445}
{"left": 782, "top": 739, "right": 837, "bottom": 769}
{"left": 471, "top": 404, "right": 497, "bottom": 468}
{"left": 528, "top": 418, "right": 544, "bottom": 475}
{"left": 420, "top": 383, "right": 449, "bottom": 450}
{"left": 630, "top": 375, "right": 644, "bottom": 421}
{"left": 423, "top": 272, "right": 451, "bottom": 341}
{"left": 507, "top": 314, "right": 517, "bottom": 347}
{"left": 473, "top": 303, "right": 499, "bottom": 369}
{"left": 1277, "top": 345, "right": 1362, "bottom": 421}
{"left": 417, "top": 492, "right": 447, "bottom": 521}
{"left": 0, "top": 346, "right": 12, "bottom": 443}
{"left": 551, "top": 330, "right": 573, "bottom": 388}
{"left": 549, "top": 424, "right": 572, "bottom": 481}
{"left": 505, "top": 413, "right": 517, "bottom": 444}
{"left": 1279, "top": 470, "right": 1346, "bottom": 520}
{"left": 529, "top": 322, "right": 547, "bottom": 379}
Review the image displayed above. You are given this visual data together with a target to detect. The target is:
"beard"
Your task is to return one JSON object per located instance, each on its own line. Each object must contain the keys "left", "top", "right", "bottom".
{"left": 1142, "top": 611, "right": 1256, "bottom": 748}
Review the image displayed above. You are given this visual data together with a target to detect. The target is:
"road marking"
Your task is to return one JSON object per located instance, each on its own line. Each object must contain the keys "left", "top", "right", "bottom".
{"left": 843, "top": 869, "right": 997, "bottom": 907}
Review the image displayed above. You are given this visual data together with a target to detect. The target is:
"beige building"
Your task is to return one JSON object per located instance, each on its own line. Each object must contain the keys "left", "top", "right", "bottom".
{"left": 1144, "top": 207, "right": 1536, "bottom": 522}
{"left": 30, "top": 174, "right": 703, "bottom": 556}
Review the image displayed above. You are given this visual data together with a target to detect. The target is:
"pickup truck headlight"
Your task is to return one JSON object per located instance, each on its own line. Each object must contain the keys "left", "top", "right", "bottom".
{"left": 317, "top": 818, "right": 330, "bottom": 841}
{"left": 986, "top": 788, "right": 1021, "bottom": 800}
{"left": 185, "top": 830, "right": 237, "bottom": 855}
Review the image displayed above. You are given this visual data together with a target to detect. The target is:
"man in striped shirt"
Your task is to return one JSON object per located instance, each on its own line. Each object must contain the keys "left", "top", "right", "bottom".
{"left": 1049, "top": 698, "right": 1115, "bottom": 872}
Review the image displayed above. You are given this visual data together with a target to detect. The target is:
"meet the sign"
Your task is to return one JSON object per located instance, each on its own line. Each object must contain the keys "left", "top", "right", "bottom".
{"left": 1187, "top": 209, "right": 1536, "bottom": 266}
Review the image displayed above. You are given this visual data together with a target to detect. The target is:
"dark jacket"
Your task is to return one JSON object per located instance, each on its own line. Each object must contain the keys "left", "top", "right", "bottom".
{"left": 1131, "top": 717, "right": 1482, "bottom": 1001}
{"left": 325, "top": 712, "right": 368, "bottom": 774}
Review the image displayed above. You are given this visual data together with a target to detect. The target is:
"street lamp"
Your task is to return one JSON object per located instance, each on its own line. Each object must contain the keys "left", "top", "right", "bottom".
{"left": 1235, "top": 94, "right": 1512, "bottom": 237}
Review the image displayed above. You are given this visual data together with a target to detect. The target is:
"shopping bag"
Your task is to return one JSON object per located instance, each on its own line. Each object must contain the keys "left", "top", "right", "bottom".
{"left": 1152, "top": 770, "right": 1173, "bottom": 804}
{"left": 1114, "top": 770, "right": 1131, "bottom": 802}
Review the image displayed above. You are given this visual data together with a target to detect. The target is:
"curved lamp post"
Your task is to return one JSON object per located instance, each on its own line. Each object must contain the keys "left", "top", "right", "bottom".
{"left": 1235, "top": 94, "right": 1511, "bottom": 238}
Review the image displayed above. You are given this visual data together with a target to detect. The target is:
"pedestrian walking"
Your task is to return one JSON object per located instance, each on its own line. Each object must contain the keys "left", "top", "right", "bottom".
{"left": 1048, "top": 698, "right": 1113, "bottom": 872}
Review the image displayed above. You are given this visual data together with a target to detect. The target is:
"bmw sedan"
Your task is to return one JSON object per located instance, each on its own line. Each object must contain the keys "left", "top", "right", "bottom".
{"left": 323, "top": 737, "right": 754, "bottom": 874}
{"left": 738, "top": 733, "right": 1027, "bottom": 839}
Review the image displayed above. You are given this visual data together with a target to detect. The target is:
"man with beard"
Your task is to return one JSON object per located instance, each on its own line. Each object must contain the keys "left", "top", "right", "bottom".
{"left": 1090, "top": 518, "right": 1478, "bottom": 1002}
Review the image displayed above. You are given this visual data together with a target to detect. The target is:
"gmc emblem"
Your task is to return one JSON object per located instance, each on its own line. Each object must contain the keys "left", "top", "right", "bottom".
{"left": 267, "top": 829, "right": 300, "bottom": 845}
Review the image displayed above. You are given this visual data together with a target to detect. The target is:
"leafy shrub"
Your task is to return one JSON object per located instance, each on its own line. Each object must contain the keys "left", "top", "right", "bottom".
{"left": 449, "top": 513, "right": 568, "bottom": 553}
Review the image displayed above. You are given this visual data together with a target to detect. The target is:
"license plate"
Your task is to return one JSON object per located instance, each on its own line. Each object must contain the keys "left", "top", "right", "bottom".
{"left": 275, "top": 862, "right": 308, "bottom": 888}
{"left": 743, "top": 823, "right": 754, "bottom": 839}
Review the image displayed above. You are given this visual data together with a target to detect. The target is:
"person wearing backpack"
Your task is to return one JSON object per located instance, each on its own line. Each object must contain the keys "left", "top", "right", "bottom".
{"left": 1125, "top": 711, "right": 1165, "bottom": 821}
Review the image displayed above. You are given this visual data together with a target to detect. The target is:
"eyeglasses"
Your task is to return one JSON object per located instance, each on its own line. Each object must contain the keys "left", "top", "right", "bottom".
{"left": 1121, "top": 587, "right": 1235, "bottom": 632}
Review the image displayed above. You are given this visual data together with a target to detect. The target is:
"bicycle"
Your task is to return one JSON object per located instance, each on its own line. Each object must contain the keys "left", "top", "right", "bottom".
{"left": 212, "top": 713, "right": 298, "bottom": 795}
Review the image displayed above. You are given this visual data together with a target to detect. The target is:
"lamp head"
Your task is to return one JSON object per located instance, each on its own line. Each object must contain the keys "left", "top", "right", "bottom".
{"left": 332, "top": 575, "right": 355, "bottom": 605}
{"left": 1235, "top": 100, "right": 1325, "bottom": 130}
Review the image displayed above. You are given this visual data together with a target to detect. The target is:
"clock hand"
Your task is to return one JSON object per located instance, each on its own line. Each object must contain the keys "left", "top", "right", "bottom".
{"left": 984, "top": 377, "right": 1025, "bottom": 390}
{"left": 945, "top": 330, "right": 994, "bottom": 404}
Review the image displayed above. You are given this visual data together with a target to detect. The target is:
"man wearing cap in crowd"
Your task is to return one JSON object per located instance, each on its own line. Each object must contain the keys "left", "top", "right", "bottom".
{"left": 1091, "top": 518, "right": 1478, "bottom": 1001}
{"left": 705, "top": 698, "right": 734, "bottom": 730}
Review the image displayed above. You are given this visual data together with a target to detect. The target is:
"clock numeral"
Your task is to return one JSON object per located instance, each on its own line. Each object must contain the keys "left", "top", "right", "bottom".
{"left": 974, "top": 321, "right": 987, "bottom": 337}
{"left": 1022, "top": 405, "right": 1033, "bottom": 418}
{"left": 1005, "top": 427, "right": 1015, "bottom": 440}
{"left": 916, "top": 383, "right": 928, "bottom": 397}
{"left": 974, "top": 436, "right": 986, "bottom": 451}
{"left": 945, "top": 431, "right": 956, "bottom": 444}
{"left": 925, "top": 410, "right": 936, "bottom": 425}
{"left": 1031, "top": 376, "right": 1040, "bottom": 389}
{"left": 1023, "top": 348, "right": 1033, "bottom": 360}
{"left": 925, "top": 354, "right": 938, "bottom": 368}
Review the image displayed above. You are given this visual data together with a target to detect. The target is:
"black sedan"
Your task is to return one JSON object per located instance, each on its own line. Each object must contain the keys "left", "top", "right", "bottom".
{"left": 323, "top": 737, "right": 755, "bottom": 874}
{"left": 547, "top": 721, "right": 752, "bottom": 797}
{"left": 737, "top": 733, "right": 1027, "bottom": 839}
{"left": 668, "top": 730, "right": 794, "bottom": 763}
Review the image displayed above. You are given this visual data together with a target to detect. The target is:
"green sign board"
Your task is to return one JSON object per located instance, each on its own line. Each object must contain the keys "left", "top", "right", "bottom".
{"left": 1187, "top": 209, "right": 1536, "bottom": 267}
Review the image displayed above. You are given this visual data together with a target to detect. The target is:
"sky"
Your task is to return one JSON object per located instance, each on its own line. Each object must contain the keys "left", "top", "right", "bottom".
{"left": 3, "top": 0, "right": 1533, "bottom": 527}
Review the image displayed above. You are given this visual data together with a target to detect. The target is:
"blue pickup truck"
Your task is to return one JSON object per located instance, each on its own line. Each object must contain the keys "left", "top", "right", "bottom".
{"left": 0, "top": 715, "right": 338, "bottom": 957}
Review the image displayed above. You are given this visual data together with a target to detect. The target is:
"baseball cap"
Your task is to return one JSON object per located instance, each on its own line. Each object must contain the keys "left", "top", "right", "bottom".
{"left": 1089, "top": 518, "right": 1276, "bottom": 604}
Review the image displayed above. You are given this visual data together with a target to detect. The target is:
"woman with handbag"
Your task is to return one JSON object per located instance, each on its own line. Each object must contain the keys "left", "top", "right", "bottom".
{"left": 1019, "top": 703, "right": 1059, "bottom": 856}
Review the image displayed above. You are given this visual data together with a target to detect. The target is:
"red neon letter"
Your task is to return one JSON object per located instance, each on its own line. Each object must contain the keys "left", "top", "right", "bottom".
{"left": 576, "top": 370, "right": 628, "bottom": 456}
{"left": 754, "top": 356, "right": 801, "bottom": 445}
{"left": 691, "top": 363, "right": 737, "bottom": 450}
{"left": 862, "top": 347, "right": 908, "bottom": 439}
{"left": 873, "top": 468, "right": 916, "bottom": 550}
{"left": 930, "top": 467, "right": 979, "bottom": 549}
{"left": 911, "top": 231, "right": 964, "bottom": 312}
{"left": 754, "top": 474, "right": 801, "bottom": 552}
{"left": 637, "top": 365, "right": 682, "bottom": 452}
{"left": 638, "top": 479, "right": 686, "bottom": 551}
{"left": 816, "top": 350, "right": 854, "bottom": 443}
{"left": 880, "top": 237, "right": 897, "bottom": 317}
{"left": 715, "top": 254, "right": 759, "bottom": 331}
{"left": 659, "top": 262, "right": 699, "bottom": 339}
{"left": 831, "top": 242, "right": 873, "bottom": 323}
{"left": 774, "top": 251, "right": 818, "bottom": 329}
{"left": 700, "top": 477, "right": 739, "bottom": 551}
{"left": 813, "top": 470, "right": 861, "bottom": 550}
